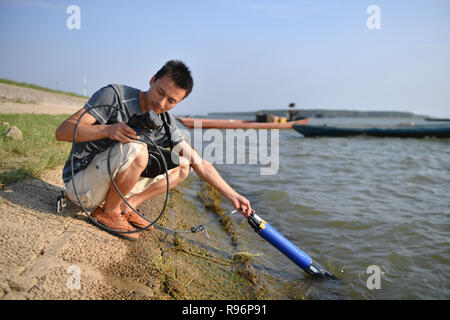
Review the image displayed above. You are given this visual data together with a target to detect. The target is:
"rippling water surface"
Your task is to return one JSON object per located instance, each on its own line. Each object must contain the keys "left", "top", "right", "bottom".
{"left": 181, "top": 117, "right": 450, "bottom": 299}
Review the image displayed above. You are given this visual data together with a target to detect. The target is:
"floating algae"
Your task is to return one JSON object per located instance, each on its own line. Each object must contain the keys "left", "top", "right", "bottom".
{"left": 197, "top": 183, "right": 239, "bottom": 246}
{"left": 231, "top": 251, "right": 261, "bottom": 264}
{"left": 231, "top": 251, "right": 265, "bottom": 299}
{"left": 195, "top": 183, "right": 267, "bottom": 297}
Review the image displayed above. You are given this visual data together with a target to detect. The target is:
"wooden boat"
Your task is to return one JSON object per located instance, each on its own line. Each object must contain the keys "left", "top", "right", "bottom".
{"left": 424, "top": 117, "right": 450, "bottom": 122}
{"left": 292, "top": 124, "right": 450, "bottom": 138}
{"left": 176, "top": 117, "right": 310, "bottom": 129}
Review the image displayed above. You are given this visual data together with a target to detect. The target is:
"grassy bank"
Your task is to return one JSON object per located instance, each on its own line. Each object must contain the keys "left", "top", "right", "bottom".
{"left": 0, "top": 78, "right": 88, "bottom": 99}
{"left": 0, "top": 113, "right": 71, "bottom": 189}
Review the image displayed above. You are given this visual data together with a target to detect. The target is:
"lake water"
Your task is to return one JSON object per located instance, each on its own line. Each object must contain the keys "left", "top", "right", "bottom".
{"left": 176, "top": 116, "right": 450, "bottom": 299}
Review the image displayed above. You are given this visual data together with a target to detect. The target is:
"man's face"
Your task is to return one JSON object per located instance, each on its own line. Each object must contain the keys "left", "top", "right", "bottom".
{"left": 143, "top": 75, "right": 187, "bottom": 114}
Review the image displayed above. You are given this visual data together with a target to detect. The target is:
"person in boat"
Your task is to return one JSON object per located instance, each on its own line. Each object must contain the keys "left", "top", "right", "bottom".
{"left": 55, "top": 60, "right": 255, "bottom": 240}
{"left": 288, "top": 102, "right": 299, "bottom": 121}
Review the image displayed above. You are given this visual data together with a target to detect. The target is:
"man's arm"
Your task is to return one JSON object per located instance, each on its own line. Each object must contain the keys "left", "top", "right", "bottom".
{"left": 55, "top": 107, "right": 140, "bottom": 143}
{"left": 176, "top": 141, "right": 255, "bottom": 217}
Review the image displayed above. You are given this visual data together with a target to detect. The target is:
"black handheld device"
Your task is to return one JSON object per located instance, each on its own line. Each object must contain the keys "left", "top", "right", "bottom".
{"left": 127, "top": 110, "right": 179, "bottom": 179}
{"left": 127, "top": 110, "right": 163, "bottom": 133}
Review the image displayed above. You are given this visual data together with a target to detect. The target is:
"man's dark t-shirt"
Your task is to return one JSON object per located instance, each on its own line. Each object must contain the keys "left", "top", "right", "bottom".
{"left": 62, "top": 84, "right": 184, "bottom": 184}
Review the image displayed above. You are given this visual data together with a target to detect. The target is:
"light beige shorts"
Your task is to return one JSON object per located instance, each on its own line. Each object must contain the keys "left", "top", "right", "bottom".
{"left": 65, "top": 141, "right": 172, "bottom": 209}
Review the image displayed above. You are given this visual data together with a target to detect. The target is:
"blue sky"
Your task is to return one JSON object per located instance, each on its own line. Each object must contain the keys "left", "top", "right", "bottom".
{"left": 0, "top": 0, "right": 449, "bottom": 117}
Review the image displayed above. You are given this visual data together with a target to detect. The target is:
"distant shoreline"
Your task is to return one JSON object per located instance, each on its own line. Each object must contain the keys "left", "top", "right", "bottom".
{"left": 207, "top": 109, "right": 426, "bottom": 119}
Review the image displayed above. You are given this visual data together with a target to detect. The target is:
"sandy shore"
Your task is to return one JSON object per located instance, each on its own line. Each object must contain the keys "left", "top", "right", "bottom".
{"left": 0, "top": 168, "right": 258, "bottom": 299}
{"left": 0, "top": 83, "right": 86, "bottom": 115}
{"left": 0, "top": 83, "right": 260, "bottom": 300}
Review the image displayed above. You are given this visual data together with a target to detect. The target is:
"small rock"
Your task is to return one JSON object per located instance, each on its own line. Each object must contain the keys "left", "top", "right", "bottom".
{"left": 3, "top": 126, "right": 23, "bottom": 140}
{"left": 0, "top": 281, "right": 12, "bottom": 294}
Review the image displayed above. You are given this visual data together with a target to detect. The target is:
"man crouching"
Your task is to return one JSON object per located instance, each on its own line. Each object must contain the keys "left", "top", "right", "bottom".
{"left": 55, "top": 60, "right": 254, "bottom": 240}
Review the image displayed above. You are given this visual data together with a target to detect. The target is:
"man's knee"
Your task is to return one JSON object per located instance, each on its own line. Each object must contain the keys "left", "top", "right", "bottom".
{"left": 125, "top": 142, "right": 148, "bottom": 171}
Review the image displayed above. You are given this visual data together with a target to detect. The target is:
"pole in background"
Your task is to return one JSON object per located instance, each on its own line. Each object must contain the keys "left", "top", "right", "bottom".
{"left": 83, "top": 73, "right": 87, "bottom": 96}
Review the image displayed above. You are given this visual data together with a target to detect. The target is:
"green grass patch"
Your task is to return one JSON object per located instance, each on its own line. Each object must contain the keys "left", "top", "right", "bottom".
{"left": 0, "top": 78, "right": 88, "bottom": 99}
{"left": 0, "top": 113, "right": 71, "bottom": 188}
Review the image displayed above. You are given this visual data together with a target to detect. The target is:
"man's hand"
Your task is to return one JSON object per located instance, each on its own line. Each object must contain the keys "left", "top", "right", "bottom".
{"left": 228, "top": 193, "right": 255, "bottom": 218}
{"left": 56, "top": 108, "right": 140, "bottom": 144}
{"left": 105, "top": 122, "right": 140, "bottom": 143}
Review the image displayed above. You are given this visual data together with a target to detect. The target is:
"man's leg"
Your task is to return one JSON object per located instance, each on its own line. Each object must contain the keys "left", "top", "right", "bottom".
{"left": 102, "top": 144, "right": 148, "bottom": 214}
{"left": 121, "top": 157, "right": 191, "bottom": 214}
{"left": 65, "top": 141, "right": 151, "bottom": 240}
{"left": 90, "top": 142, "right": 149, "bottom": 238}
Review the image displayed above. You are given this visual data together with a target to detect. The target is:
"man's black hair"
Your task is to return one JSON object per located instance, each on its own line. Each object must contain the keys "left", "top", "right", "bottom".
{"left": 154, "top": 60, "right": 194, "bottom": 99}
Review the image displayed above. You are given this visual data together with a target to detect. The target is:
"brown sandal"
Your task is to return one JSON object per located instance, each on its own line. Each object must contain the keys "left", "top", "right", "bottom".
{"left": 122, "top": 210, "right": 153, "bottom": 230}
{"left": 90, "top": 206, "right": 139, "bottom": 241}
